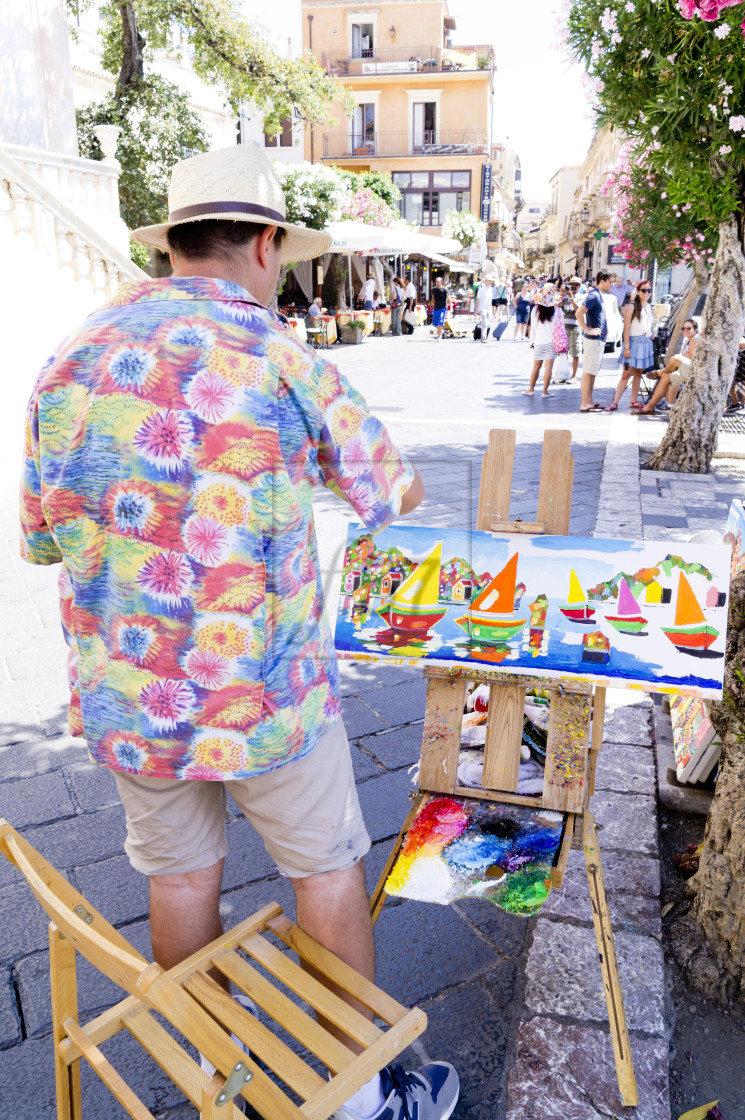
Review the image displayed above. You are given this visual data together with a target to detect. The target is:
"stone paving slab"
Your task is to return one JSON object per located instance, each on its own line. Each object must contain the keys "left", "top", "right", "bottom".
{"left": 591, "top": 790, "right": 659, "bottom": 855}
{"left": 541, "top": 849, "right": 662, "bottom": 937}
{"left": 524, "top": 920, "right": 665, "bottom": 1035}
{"left": 593, "top": 741, "right": 656, "bottom": 795}
{"left": 506, "top": 1017, "right": 671, "bottom": 1120}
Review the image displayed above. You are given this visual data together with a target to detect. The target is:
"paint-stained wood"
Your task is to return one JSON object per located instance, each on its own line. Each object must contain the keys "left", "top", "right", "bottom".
{"left": 422, "top": 665, "right": 593, "bottom": 694}
{"left": 476, "top": 428, "right": 516, "bottom": 531}
{"left": 418, "top": 676, "right": 467, "bottom": 792}
{"left": 482, "top": 684, "right": 523, "bottom": 792}
{"left": 452, "top": 786, "right": 548, "bottom": 809}
{"left": 542, "top": 690, "right": 591, "bottom": 813}
{"left": 550, "top": 813, "right": 575, "bottom": 888}
{"left": 369, "top": 794, "right": 424, "bottom": 925}
{"left": 536, "top": 429, "right": 574, "bottom": 535}
{"left": 589, "top": 686, "right": 606, "bottom": 795}
{"left": 583, "top": 811, "right": 639, "bottom": 1107}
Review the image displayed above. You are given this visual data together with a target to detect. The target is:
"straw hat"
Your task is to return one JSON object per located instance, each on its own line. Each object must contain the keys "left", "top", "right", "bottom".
{"left": 569, "top": 276, "right": 583, "bottom": 285}
{"left": 132, "top": 146, "right": 332, "bottom": 262}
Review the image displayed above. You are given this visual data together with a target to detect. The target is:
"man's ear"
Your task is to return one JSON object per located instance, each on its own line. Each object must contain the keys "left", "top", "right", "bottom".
{"left": 256, "top": 224, "right": 280, "bottom": 271}
{"left": 168, "top": 250, "right": 177, "bottom": 267}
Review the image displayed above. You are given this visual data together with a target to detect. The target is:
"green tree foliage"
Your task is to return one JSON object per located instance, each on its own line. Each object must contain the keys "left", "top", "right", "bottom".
{"left": 77, "top": 77, "right": 208, "bottom": 230}
{"left": 563, "top": 0, "right": 745, "bottom": 223}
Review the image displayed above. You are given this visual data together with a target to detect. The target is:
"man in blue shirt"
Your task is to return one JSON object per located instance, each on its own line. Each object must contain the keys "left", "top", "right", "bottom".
{"left": 577, "top": 269, "right": 613, "bottom": 412}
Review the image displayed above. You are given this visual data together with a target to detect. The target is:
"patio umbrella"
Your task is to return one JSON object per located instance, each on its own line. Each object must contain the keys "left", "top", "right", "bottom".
{"left": 325, "top": 221, "right": 391, "bottom": 308}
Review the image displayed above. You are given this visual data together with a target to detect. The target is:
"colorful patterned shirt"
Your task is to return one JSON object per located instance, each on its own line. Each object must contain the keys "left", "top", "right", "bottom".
{"left": 20, "top": 278, "right": 414, "bottom": 780}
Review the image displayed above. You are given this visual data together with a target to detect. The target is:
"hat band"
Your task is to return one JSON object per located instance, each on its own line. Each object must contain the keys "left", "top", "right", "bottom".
{"left": 168, "top": 200, "right": 286, "bottom": 224}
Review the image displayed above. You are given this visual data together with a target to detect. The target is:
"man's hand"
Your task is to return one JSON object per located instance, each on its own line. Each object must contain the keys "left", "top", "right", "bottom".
{"left": 400, "top": 466, "right": 425, "bottom": 515}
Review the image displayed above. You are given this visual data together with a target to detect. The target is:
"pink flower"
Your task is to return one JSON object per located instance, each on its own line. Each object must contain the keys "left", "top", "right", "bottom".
{"left": 679, "top": 0, "right": 698, "bottom": 17}
{"left": 186, "top": 370, "right": 237, "bottom": 423}
{"left": 729, "top": 115, "right": 745, "bottom": 131}
{"left": 139, "top": 679, "right": 196, "bottom": 732}
{"left": 134, "top": 410, "right": 193, "bottom": 475}
{"left": 183, "top": 515, "right": 231, "bottom": 566}
{"left": 184, "top": 648, "right": 231, "bottom": 690}
{"left": 137, "top": 550, "right": 193, "bottom": 608}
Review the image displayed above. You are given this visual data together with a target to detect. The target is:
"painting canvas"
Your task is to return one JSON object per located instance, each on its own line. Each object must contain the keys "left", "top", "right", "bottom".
{"left": 724, "top": 499, "right": 745, "bottom": 580}
{"left": 334, "top": 524, "right": 730, "bottom": 698}
{"left": 385, "top": 794, "right": 565, "bottom": 915}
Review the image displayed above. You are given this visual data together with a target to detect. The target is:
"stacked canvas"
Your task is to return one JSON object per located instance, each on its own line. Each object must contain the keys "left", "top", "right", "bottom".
{"left": 670, "top": 696, "right": 722, "bottom": 785}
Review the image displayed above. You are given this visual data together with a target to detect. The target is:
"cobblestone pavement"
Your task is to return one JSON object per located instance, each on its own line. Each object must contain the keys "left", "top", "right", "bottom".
{"left": 1, "top": 325, "right": 743, "bottom": 1118}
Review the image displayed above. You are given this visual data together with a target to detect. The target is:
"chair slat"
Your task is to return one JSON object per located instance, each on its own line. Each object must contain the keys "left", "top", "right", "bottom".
{"left": 482, "top": 684, "right": 523, "bottom": 792}
{"left": 124, "top": 1008, "right": 245, "bottom": 1120}
{"left": 300, "top": 1010, "right": 427, "bottom": 1120}
{"left": 184, "top": 970, "right": 326, "bottom": 1099}
{"left": 214, "top": 948, "right": 356, "bottom": 1074}
{"left": 418, "top": 676, "right": 466, "bottom": 792}
{"left": 63, "top": 1016, "right": 156, "bottom": 1120}
{"left": 266, "top": 915, "right": 407, "bottom": 1027}
{"left": 239, "top": 934, "right": 382, "bottom": 1049}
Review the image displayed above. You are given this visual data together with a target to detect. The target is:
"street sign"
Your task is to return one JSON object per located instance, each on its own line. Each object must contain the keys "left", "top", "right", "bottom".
{"left": 480, "top": 164, "right": 493, "bottom": 224}
{"left": 468, "top": 241, "right": 487, "bottom": 266}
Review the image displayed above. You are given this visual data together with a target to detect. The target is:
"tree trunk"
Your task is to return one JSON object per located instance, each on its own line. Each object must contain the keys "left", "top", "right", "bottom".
{"left": 645, "top": 215, "right": 745, "bottom": 473}
{"left": 117, "top": 1, "right": 145, "bottom": 92}
{"left": 684, "top": 570, "right": 745, "bottom": 1004}
{"left": 665, "top": 258, "right": 709, "bottom": 362}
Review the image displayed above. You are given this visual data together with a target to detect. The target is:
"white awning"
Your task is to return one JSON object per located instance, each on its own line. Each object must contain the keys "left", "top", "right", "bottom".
{"left": 427, "top": 252, "right": 476, "bottom": 273}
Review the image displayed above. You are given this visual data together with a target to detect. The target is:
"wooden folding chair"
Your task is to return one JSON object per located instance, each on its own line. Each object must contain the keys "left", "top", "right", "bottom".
{"left": 368, "top": 429, "right": 639, "bottom": 1108}
{"left": 0, "top": 820, "right": 426, "bottom": 1120}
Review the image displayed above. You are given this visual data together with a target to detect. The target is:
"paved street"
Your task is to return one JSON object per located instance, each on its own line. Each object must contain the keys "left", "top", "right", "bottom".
{"left": 1, "top": 325, "right": 744, "bottom": 1118}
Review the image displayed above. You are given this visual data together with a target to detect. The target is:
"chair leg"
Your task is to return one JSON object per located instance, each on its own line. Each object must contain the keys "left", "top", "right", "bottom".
{"left": 200, "top": 1073, "right": 227, "bottom": 1118}
{"left": 582, "top": 811, "right": 639, "bottom": 1107}
{"left": 49, "top": 924, "right": 82, "bottom": 1120}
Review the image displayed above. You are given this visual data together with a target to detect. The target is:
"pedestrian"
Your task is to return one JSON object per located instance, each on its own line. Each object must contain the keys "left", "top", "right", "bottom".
{"left": 432, "top": 275, "right": 450, "bottom": 341}
{"left": 389, "top": 274, "right": 404, "bottom": 335}
{"left": 609, "top": 273, "right": 634, "bottom": 309}
{"left": 640, "top": 318, "right": 699, "bottom": 414}
{"left": 361, "top": 274, "right": 376, "bottom": 310}
{"left": 606, "top": 279, "right": 655, "bottom": 411}
{"left": 19, "top": 145, "right": 460, "bottom": 1120}
{"left": 492, "top": 277, "right": 510, "bottom": 322}
{"left": 402, "top": 275, "right": 418, "bottom": 335}
{"left": 523, "top": 285, "right": 563, "bottom": 396}
{"left": 558, "top": 276, "right": 584, "bottom": 382}
{"left": 576, "top": 269, "right": 614, "bottom": 412}
{"left": 475, "top": 274, "right": 493, "bottom": 342}
{"left": 307, "top": 295, "right": 323, "bottom": 320}
{"left": 512, "top": 282, "right": 532, "bottom": 340}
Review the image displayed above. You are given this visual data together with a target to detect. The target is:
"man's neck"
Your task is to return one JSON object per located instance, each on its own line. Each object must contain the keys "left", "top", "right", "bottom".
{"left": 171, "top": 259, "right": 262, "bottom": 306}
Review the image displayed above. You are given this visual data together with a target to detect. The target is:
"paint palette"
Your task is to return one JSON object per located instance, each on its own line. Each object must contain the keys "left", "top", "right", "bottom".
{"left": 385, "top": 794, "right": 566, "bottom": 916}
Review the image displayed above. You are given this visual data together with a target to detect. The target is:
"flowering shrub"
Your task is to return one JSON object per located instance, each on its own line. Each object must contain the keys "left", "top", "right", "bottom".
{"left": 272, "top": 162, "right": 348, "bottom": 230}
{"left": 603, "top": 141, "right": 718, "bottom": 269}
{"left": 340, "top": 187, "right": 397, "bottom": 227}
{"left": 442, "top": 209, "right": 486, "bottom": 248}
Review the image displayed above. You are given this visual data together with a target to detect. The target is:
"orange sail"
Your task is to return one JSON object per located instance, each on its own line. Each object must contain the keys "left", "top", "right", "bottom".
{"left": 471, "top": 553, "right": 518, "bottom": 613}
{"left": 675, "top": 572, "right": 706, "bottom": 627}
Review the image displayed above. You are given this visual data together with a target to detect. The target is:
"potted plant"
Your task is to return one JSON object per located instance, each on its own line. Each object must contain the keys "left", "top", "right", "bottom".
{"left": 341, "top": 318, "right": 366, "bottom": 344}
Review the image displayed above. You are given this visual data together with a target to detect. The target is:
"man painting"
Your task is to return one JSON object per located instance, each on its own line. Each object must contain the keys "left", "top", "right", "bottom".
{"left": 19, "top": 146, "right": 459, "bottom": 1120}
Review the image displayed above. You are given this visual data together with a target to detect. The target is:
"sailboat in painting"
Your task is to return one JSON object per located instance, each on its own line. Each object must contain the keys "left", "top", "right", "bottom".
{"left": 376, "top": 542, "right": 448, "bottom": 636}
{"left": 605, "top": 577, "right": 648, "bottom": 635}
{"left": 455, "top": 553, "right": 528, "bottom": 644}
{"left": 661, "top": 572, "right": 720, "bottom": 654}
{"left": 559, "top": 569, "right": 596, "bottom": 623}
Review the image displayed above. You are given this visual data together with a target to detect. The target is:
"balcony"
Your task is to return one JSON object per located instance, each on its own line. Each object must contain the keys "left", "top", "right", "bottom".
{"left": 320, "top": 45, "right": 493, "bottom": 77}
{"left": 322, "top": 130, "right": 489, "bottom": 160}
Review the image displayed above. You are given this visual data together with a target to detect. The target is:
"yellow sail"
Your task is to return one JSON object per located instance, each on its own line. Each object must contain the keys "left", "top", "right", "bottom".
{"left": 567, "top": 568, "right": 585, "bottom": 604}
{"left": 389, "top": 543, "right": 442, "bottom": 606}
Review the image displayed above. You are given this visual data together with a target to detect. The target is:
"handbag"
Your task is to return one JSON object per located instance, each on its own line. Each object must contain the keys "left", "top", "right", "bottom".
{"left": 552, "top": 314, "right": 569, "bottom": 354}
{"left": 402, "top": 308, "right": 418, "bottom": 327}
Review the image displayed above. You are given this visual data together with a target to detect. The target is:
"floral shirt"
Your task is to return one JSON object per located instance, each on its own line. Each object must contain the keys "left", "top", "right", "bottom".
{"left": 20, "top": 278, "right": 414, "bottom": 780}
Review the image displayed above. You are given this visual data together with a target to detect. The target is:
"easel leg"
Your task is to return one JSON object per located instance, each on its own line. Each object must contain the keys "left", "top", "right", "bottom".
{"left": 49, "top": 924, "right": 82, "bottom": 1120}
{"left": 582, "top": 811, "right": 639, "bottom": 1107}
{"left": 369, "top": 794, "right": 425, "bottom": 926}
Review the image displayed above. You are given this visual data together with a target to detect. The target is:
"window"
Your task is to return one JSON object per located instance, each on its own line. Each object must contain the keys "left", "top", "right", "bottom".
{"left": 352, "top": 104, "right": 375, "bottom": 151}
{"left": 351, "top": 22, "right": 374, "bottom": 58}
{"left": 264, "top": 119, "right": 293, "bottom": 148}
{"left": 392, "top": 171, "right": 471, "bottom": 227}
{"left": 412, "top": 102, "right": 437, "bottom": 148}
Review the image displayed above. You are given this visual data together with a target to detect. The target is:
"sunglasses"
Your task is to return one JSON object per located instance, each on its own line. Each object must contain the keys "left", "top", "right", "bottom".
{"left": 638, "top": 287, "right": 652, "bottom": 293}
{"left": 682, "top": 325, "right": 695, "bottom": 330}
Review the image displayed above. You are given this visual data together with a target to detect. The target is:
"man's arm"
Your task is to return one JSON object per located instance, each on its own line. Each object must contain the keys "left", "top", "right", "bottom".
{"left": 399, "top": 465, "right": 425, "bottom": 515}
{"left": 576, "top": 300, "right": 600, "bottom": 336}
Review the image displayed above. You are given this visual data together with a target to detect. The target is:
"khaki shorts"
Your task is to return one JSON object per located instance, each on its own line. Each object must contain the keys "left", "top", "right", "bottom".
{"left": 113, "top": 719, "right": 371, "bottom": 879}
{"left": 669, "top": 356, "right": 691, "bottom": 387}
{"left": 582, "top": 336, "right": 606, "bottom": 377}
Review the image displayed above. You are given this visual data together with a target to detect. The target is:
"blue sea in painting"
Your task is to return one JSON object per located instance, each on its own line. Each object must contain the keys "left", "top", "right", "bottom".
{"left": 334, "top": 524, "right": 730, "bottom": 698}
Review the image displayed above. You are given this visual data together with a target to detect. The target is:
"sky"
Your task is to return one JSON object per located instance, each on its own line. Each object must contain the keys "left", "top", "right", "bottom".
{"left": 246, "top": 0, "right": 596, "bottom": 199}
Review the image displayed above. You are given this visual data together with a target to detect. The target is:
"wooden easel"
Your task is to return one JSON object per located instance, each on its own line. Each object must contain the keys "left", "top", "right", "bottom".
{"left": 369, "top": 429, "right": 639, "bottom": 1108}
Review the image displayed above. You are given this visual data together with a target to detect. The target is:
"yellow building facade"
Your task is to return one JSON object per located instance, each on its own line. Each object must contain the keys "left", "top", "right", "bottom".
{"left": 302, "top": 0, "right": 494, "bottom": 236}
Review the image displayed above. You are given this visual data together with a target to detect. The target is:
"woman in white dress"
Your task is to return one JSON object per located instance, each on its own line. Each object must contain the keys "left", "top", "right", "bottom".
{"left": 523, "top": 286, "right": 564, "bottom": 397}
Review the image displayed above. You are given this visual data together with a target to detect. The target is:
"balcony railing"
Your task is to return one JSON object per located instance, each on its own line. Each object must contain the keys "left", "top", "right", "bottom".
{"left": 320, "top": 44, "right": 492, "bottom": 76}
{"left": 322, "top": 130, "right": 489, "bottom": 160}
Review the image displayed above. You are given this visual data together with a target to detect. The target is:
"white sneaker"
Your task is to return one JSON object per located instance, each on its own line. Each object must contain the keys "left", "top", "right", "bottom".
{"left": 334, "top": 1062, "right": 459, "bottom": 1120}
{"left": 200, "top": 992, "right": 257, "bottom": 1079}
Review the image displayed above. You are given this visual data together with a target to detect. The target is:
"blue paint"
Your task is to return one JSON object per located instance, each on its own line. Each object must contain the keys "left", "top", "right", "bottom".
{"left": 443, "top": 834, "right": 510, "bottom": 872}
